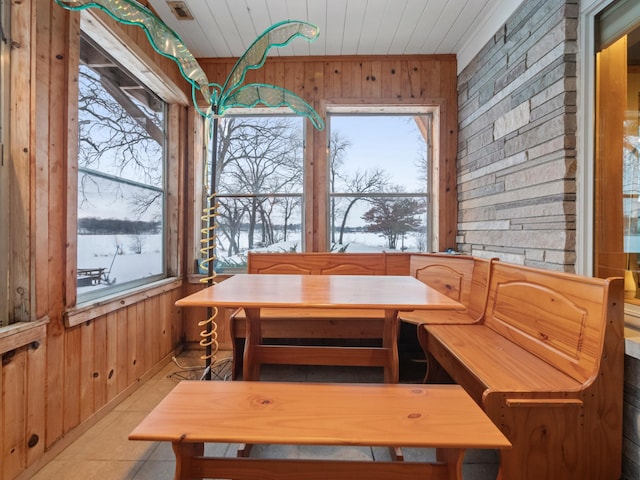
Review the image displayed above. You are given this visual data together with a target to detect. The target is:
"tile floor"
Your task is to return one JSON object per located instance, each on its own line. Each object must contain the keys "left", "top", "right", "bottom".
{"left": 31, "top": 350, "right": 500, "bottom": 480}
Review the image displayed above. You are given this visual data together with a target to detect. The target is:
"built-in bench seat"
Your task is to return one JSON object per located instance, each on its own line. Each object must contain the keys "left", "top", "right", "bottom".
{"left": 399, "top": 254, "right": 492, "bottom": 325}
{"left": 418, "top": 261, "right": 624, "bottom": 480}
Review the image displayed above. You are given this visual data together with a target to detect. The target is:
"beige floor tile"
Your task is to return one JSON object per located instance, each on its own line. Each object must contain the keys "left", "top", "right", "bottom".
{"left": 31, "top": 459, "right": 144, "bottom": 480}
{"left": 33, "top": 351, "right": 500, "bottom": 480}
{"left": 58, "top": 410, "right": 156, "bottom": 462}
{"left": 131, "top": 460, "right": 175, "bottom": 480}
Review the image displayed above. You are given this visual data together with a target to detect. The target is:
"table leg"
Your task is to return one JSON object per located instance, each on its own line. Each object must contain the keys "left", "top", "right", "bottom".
{"left": 383, "top": 309, "right": 400, "bottom": 384}
{"left": 436, "top": 448, "right": 465, "bottom": 480}
{"left": 243, "top": 307, "right": 262, "bottom": 381}
{"left": 172, "top": 442, "right": 204, "bottom": 480}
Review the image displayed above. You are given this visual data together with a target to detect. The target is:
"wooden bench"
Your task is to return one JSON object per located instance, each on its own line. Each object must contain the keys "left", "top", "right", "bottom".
{"left": 229, "top": 252, "right": 390, "bottom": 379}
{"left": 398, "top": 254, "right": 493, "bottom": 326}
{"left": 129, "top": 380, "right": 511, "bottom": 480}
{"left": 417, "top": 261, "right": 624, "bottom": 480}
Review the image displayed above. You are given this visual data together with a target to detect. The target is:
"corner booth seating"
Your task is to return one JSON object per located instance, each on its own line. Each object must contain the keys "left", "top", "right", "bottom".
{"left": 227, "top": 251, "right": 624, "bottom": 479}
{"left": 415, "top": 260, "right": 624, "bottom": 480}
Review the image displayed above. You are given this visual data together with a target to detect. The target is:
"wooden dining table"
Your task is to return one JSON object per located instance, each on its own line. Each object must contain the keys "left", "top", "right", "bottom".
{"left": 176, "top": 274, "right": 463, "bottom": 383}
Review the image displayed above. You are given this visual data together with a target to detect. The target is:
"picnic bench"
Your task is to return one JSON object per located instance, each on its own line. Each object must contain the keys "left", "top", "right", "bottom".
{"left": 76, "top": 267, "right": 108, "bottom": 286}
{"left": 129, "top": 380, "right": 511, "bottom": 480}
{"left": 417, "top": 261, "right": 624, "bottom": 480}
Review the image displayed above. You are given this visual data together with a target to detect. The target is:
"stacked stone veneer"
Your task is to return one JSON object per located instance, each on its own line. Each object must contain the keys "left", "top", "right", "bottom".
{"left": 456, "top": 0, "right": 578, "bottom": 271}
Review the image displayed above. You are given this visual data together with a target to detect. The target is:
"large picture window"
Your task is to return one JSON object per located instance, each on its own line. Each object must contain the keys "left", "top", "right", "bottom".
{"left": 328, "top": 113, "right": 430, "bottom": 252}
{"left": 208, "top": 115, "right": 304, "bottom": 272}
{"left": 76, "top": 35, "right": 167, "bottom": 301}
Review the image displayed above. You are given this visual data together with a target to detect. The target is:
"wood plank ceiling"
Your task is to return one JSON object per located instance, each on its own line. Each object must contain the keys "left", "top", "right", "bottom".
{"left": 147, "top": 0, "right": 516, "bottom": 68}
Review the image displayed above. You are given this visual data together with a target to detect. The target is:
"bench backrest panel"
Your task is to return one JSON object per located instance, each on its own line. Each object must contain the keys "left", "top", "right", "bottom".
{"left": 247, "top": 252, "right": 386, "bottom": 275}
{"left": 483, "top": 262, "right": 611, "bottom": 384}
{"left": 409, "top": 254, "right": 490, "bottom": 317}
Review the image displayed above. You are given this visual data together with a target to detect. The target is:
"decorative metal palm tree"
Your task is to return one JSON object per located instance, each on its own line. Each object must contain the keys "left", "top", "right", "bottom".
{"left": 56, "top": 0, "right": 324, "bottom": 378}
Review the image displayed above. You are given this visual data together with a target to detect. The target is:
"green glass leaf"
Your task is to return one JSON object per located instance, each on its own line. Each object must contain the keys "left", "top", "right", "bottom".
{"left": 222, "top": 84, "right": 324, "bottom": 130}
{"left": 55, "top": 0, "right": 211, "bottom": 104}
{"left": 222, "top": 20, "right": 319, "bottom": 97}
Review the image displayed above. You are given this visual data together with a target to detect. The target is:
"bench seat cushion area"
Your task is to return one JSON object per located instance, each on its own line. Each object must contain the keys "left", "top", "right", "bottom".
{"left": 420, "top": 324, "right": 584, "bottom": 404}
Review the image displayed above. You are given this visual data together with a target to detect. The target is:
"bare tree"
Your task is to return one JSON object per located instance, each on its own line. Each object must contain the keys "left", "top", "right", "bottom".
{"left": 334, "top": 168, "right": 389, "bottom": 245}
{"left": 77, "top": 58, "right": 164, "bottom": 222}
{"left": 215, "top": 116, "right": 303, "bottom": 251}
{"left": 328, "top": 131, "right": 351, "bottom": 243}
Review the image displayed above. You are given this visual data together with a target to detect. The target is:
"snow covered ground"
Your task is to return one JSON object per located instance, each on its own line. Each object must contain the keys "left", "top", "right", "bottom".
{"left": 77, "top": 230, "right": 427, "bottom": 295}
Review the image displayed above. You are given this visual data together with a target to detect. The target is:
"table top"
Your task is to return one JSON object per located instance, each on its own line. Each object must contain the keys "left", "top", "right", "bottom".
{"left": 176, "top": 274, "right": 463, "bottom": 311}
{"left": 129, "top": 381, "right": 511, "bottom": 450}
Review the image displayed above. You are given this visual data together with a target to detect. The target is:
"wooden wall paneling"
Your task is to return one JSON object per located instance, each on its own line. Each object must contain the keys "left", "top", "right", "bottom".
{"left": 324, "top": 60, "right": 341, "bottom": 98}
{"left": 1, "top": 346, "right": 28, "bottom": 479}
{"left": 47, "top": 0, "right": 67, "bottom": 327}
{"left": 290, "top": 61, "right": 306, "bottom": 103}
{"left": 176, "top": 107, "right": 187, "bottom": 278}
{"left": 93, "top": 314, "right": 108, "bottom": 411}
{"left": 442, "top": 59, "right": 458, "bottom": 250}
{"left": 307, "top": 60, "right": 326, "bottom": 251}
{"left": 79, "top": 320, "right": 95, "bottom": 422}
{"left": 184, "top": 109, "right": 202, "bottom": 278}
{"left": 427, "top": 58, "right": 442, "bottom": 96}
{"left": 34, "top": 0, "right": 51, "bottom": 319}
{"left": 44, "top": 0, "right": 70, "bottom": 449}
{"left": 144, "top": 298, "right": 155, "bottom": 376}
{"left": 10, "top": 0, "right": 32, "bottom": 325}
{"left": 2, "top": 348, "right": 27, "bottom": 479}
{"left": 150, "top": 296, "right": 162, "bottom": 365}
{"left": 171, "top": 287, "right": 184, "bottom": 347}
{"left": 167, "top": 105, "right": 181, "bottom": 277}
{"left": 116, "top": 308, "right": 128, "bottom": 395}
{"left": 363, "top": 60, "right": 382, "bottom": 98}
{"left": 105, "top": 311, "right": 118, "bottom": 403}
{"left": 347, "top": 60, "right": 363, "bottom": 98}
{"left": 159, "top": 292, "right": 171, "bottom": 356}
{"left": 275, "top": 61, "right": 287, "bottom": 92}
{"left": 64, "top": 6, "right": 80, "bottom": 310}
{"left": 63, "top": 325, "right": 81, "bottom": 436}
{"left": 402, "top": 58, "right": 420, "bottom": 99}
{"left": 136, "top": 302, "right": 147, "bottom": 380}
{"left": 126, "top": 303, "right": 138, "bottom": 385}
{"left": 44, "top": 2, "right": 69, "bottom": 448}
{"left": 25, "top": 339, "right": 46, "bottom": 467}
{"left": 386, "top": 59, "right": 403, "bottom": 98}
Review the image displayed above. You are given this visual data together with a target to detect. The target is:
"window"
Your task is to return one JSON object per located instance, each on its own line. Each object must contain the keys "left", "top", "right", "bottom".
{"left": 328, "top": 112, "right": 431, "bottom": 252}
{"left": 76, "top": 35, "right": 167, "bottom": 301}
{"left": 593, "top": 0, "right": 640, "bottom": 322}
{"left": 207, "top": 115, "right": 304, "bottom": 272}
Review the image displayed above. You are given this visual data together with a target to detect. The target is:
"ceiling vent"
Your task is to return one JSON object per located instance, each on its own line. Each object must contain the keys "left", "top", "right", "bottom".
{"left": 167, "top": 1, "right": 194, "bottom": 20}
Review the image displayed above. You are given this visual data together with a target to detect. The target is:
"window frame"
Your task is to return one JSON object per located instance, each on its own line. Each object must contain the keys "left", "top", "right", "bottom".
{"left": 75, "top": 33, "right": 168, "bottom": 302}
{"left": 326, "top": 105, "right": 436, "bottom": 253}
{"left": 204, "top": 113, "right": 307, "bottom": 271}
{"left": 65, "top": 10, "right": 188, "bottom": 323}
{"left": 580, "top": 0, "right": 640, "bottom": 329}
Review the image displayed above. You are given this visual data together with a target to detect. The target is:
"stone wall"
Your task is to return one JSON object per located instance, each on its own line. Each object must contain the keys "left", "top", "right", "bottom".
{"left": 456, "top": 0, "right": 578, "bottom": 270}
